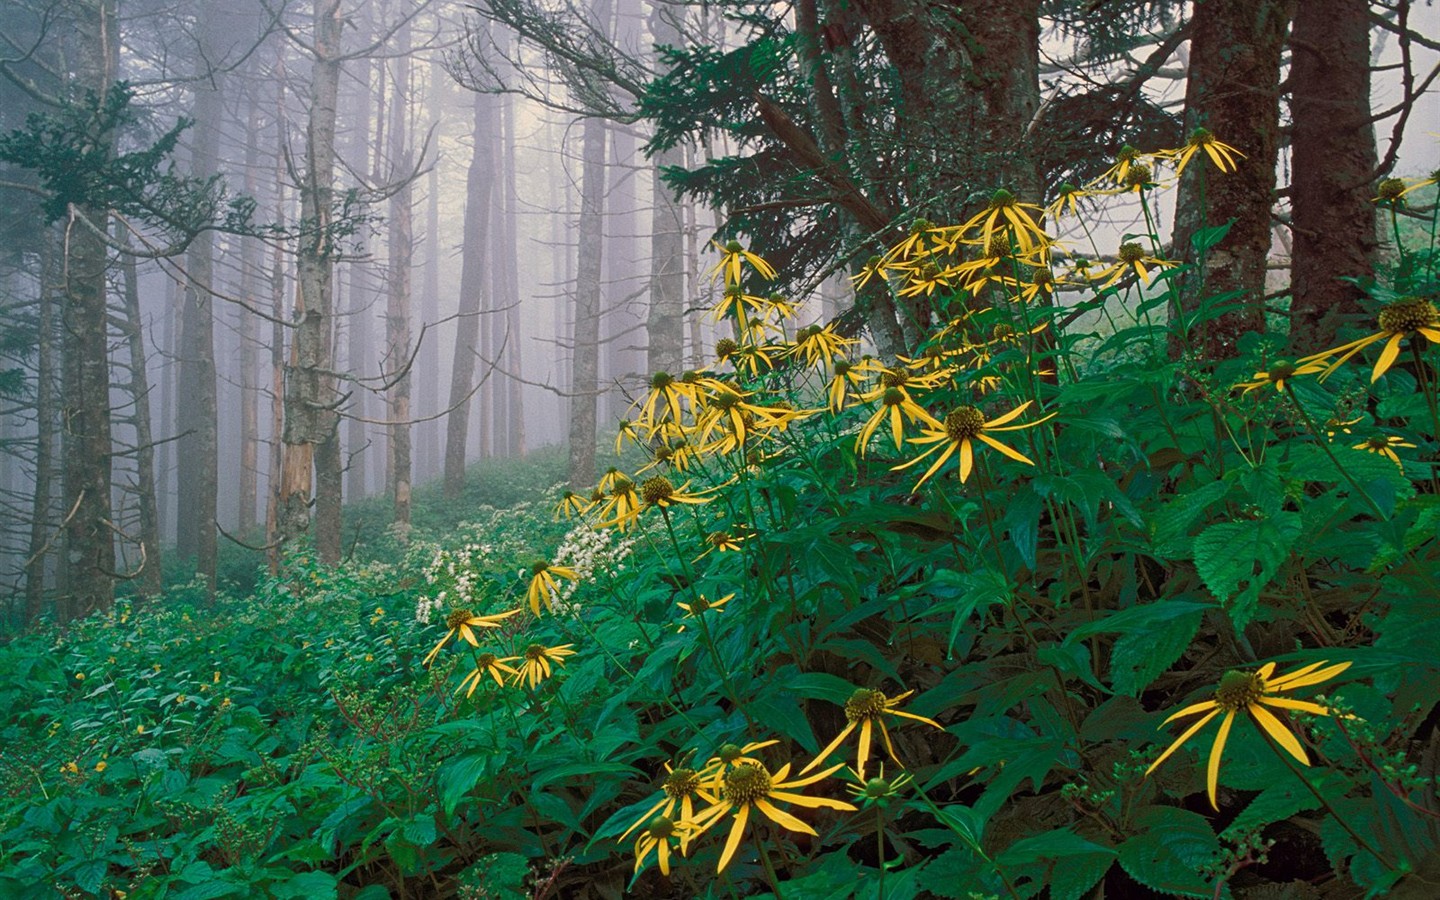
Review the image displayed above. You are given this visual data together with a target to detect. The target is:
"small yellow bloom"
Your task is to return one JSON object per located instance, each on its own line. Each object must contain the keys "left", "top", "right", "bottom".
{"left": 688, "top": 760, "right": 856, "bottom": 872}
{"left": 619, "top": 763, "right": 712, "bottom": 854}
{"left": 1353, "top": 434, "right": 1415, "bottom": 470}
{"left": 1145, "top": 660, "right": 1351, "bottom": 809}
{"left": 457, "top": 652, "right": 521, "bottom": 696}
{"left": 676, "top": 593, "right": 734, "bottom": 631}
{"left": 526, "top": 561, "right": 580, "bottom": 616}
{"left": 895, "top": 402, "right": 1052, "bottom": 486}
{"left": 94, "top": 760, "right": 107, "bottom": 773}
{"left": 511, "top": 643, "right": 576, "bottom": 689}
{"left": 855, "top": 386, "right": 941, "bottom": 455}
{"left": 1091, "top": 242, "right": 1177, "bottom": 288}
{"left": 801, "top": 688, "right": 944, "bottom": 780}
{"left": 423, "top": 607, "right": 522, "bottom": 666}
{"left": 1160, "top": 127, "right": 1244, "bottom": 176}
{"left": 1299, "top": 297, "right": 1440, "bottom": 383}
{"left": 708, "top": 239, "right": 777, "bottom": 286}
{"left": 1233, "top": 359, "right": 1327, "bottom": 394}
{"left": 74, "top": 673, "right": 85, "bottom": 682}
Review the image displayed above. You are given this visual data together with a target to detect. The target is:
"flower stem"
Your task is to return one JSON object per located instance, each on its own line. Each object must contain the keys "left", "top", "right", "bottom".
{"left": 756, "top": 829, "right": 787, "bottom": 900}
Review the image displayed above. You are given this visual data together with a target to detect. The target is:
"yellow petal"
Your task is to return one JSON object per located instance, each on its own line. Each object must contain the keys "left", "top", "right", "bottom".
{"left": 754, "top": 798, "right": 816, "bottom": 835}
{"left": 1372, "top": 333, "right": 1405, "bottom": 382}
{"left": 958, "top": 439, "right": 974, "bottom": 483}
{"left": 1271, "top": 661, "right": 1350, "bottom": 691}
{"left": 799, "top": 722, "right": 857, "bottom": 775}
{"left": 976, "top": 433, "right": 1035, "bottom": 466}
{"left": 984, "top": 401, "right": 1032, "bottom": 428}
{"left": 1251, "top": 704, "right": 1309, "bottom": 766}
{"left": 1206, "top": 710, "right": 1237, "bottom": 809}
{"left": 1146, "top": 707, "right": 1222, "bottom": 776}
{"left": 1258, "top": 696, "right": 1331, "bottom": 716}
{"left": 716, "top": 802, "right": 750, "bottom": 873}
{"left": 1162, "top": 699, "right": 1219, "bottom": 725}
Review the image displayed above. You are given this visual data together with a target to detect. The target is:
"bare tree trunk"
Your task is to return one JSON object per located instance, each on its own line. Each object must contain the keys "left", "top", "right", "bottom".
{"left": 25, "top": 235, "right": 58, "bottom": 622}
{"left": 443, "top": 89, "right": 495, "bottom": 499}
{"left": 238, "top": 88, "right": 263, "bottom": 535}
{"left": 421, "top": 58, "right": 445, "bottom": 479}
{"left": 385, "top": 18, "right": 414, "bottom": 533}
{"left": 1288, "top": 0, "right": 1376, "bottom": 353}
{"left": 1171, "top": 0, "right": 1293, "bottom": 360}
{"left": 569, "top": 113, "right": 607, "bottom": 489}
{"left": 498, "top": 91, "right": 525, "bottom": 458}
{"left": 265, "top": 58, "right": 290, "bottom": 573}
{"left": 57, "top": 0, "right": 119, "bottom": 621}
{"left": 119, "top": 236, "right": 163, "bottom": 598}
{"left": 280, "top": 0, "right": 345, "bottom": 561}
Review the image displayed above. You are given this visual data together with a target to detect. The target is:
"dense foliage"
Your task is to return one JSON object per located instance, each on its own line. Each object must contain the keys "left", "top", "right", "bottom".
{"left": 3, "top": 143, "right": 1440, "bottom": 900}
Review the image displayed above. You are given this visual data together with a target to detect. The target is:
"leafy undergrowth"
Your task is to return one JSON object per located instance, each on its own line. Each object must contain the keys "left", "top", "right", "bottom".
{"left": 5, "top": 154, "right": 1440, "bottom": 900}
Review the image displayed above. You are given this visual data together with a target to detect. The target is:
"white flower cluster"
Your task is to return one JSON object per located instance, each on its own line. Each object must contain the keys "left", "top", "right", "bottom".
{"left": 415, "top": 541, "right": 496, "bottom": 623}
{"left": 550, "top": 523, "right": 638, "bottom": 615}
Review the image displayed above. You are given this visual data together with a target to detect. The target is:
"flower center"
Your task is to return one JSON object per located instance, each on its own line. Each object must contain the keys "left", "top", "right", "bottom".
{"left": 1123, "top": 163, "right": 1152, "bottom": 189}
{"left": 1188, "top": 127, "right": 1214, "bottom": 147}
{"left": 988, "top": 188, "right": 1016, "bottom": 210}
{"left": 1364, "top": 436, "right": 1391, "bottom": 450}
{"left": 641, "top": 476, "right": 675, "bottom": 505}
{"left": 1116, "top": 145, "right": 1140, "bottom": 164}
{"left": 845, "top": 688, "right": 889, "bottom": 722}
{"left": 524, "top": 644, "right": 546, "bottom": 662}
{"left": 1118, "top": 242, "right": 1145, "bottom": 264}
{"left": 650, "top": 371, "right": 674, "bottom": 390}
{"left": 646, "top": 815, "right": 677, "bottom": 840}
{"left": 715, "top": 338, "right": 738, "bottom": 359}
{"left": 722, "top": 763, "right": 773, "bottom": 805}
{"left": 1377, "top": 297, "right": 1439, "bottom": 334}
{"left": 945, "top": 406, "right": 986, "bottom": 442}
{"left": 881, "top": 387, "right": 907, "bottom": 408}
{"left": 477, "top": 653, "right": 496, "bottom": 667}
{"left": 716, "top": 743, "right": 743, "bottom": 764}
{"left": 708, "top": 531, "right": 732, "bottom": 548}
{"left": 445, "top": 608, "right": 474, "bottom": 630}
{"left": 725, "top": 240, "right": 743, "bottom": 253}
{"left": 860, "top": 777, "right": 893, "bottom": 800}
{"left": 833, "top": 359, "right": 852, "bottom": 376}
{"left": 1268, "top": 362, "right": 1297, "bottom": 381}
{"left": 530, "top": 560, "right": 551, "bottom": 576}
{"left": 690, "top": 596, "right": 711, "bottom": 613}
{"left": 1031, "top": 268, "right": 1054, "bottom": 287}
{"left": 1377, "top": 177, "right": 1407, "bottom": 202}
{"left": 1214, "top": 670, "right": 1266, "bottom": 711}
{"left": 986, "top": 233, "right": 1012, "bottom": 258}
{"left": 711, "top": 391, "right": 742, "bottom": 411}
{"left": 880, "top": 369, "right": 909, "bottom": 388}
{"left": 663, "top": 767, "right": 699, "bottom": 798}
{"left": 611, "top": 476, "right": 634, "bottom": 496}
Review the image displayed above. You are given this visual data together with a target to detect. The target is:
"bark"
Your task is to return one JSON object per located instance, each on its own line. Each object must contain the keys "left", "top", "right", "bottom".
{"left": 119, "top": 236, "right": 163, "bottom": 598}
{"left": 422, "top": 58, "right": 444, "bottom": 478}
{"left": 175, "top": 0, "right": 228, "bottom": 592}
{"left": 385, "top": 18, "right": 414, "bottom": 533}
{"left": 443, "top": 89, "right": 496, "bottom": 499}
{"left": 265, "top": 56, "right": 289, "bottom": 573}
{"left": 343, "top": 37, "right": 377, "bottom": 502}
{"left": 280, "top": 0, "right": 345, "bottom": 560}
{"left": 25, "top": 235, "right": 58, "bottom": 622}
{"left": 57, "top": 0, "right": 118, "bottom": 621}
{"left": 569, "top": 113, "right": 607, "bottom": 489}
{"left": 499, "top": 92, "right": 526, "bottom": 458}
{"left": 1288, "top": 0, "right": 1376, "bottom": 354}
{"left": 238, "top": 89, "right": 262, "bottom": 534}
{"left": 1171, "top": 0, "right": 1293, "bottom": 360}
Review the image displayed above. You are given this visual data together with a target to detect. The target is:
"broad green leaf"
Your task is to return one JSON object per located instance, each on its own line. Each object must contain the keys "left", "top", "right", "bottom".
{"left": 1192, "top": 512, "right": 1301, "bottom": 630}
{"left": 1117, "top": 806, "right": 1223, "bottom": 898}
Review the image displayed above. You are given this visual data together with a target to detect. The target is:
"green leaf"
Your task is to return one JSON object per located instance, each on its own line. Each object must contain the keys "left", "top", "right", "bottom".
{"left": 1148, "top": 480, "right": 1229, "bottom": 559}
{"left": 1109, "top": 606, "right": 1203, "bottom": 695}
{"left": 1189, "top": 219, "right": 1234, "bottom": 253}
{"left": 787, "top": 670, "right": 859, "bottom": 705}
{"left": 1191, "top": 512, "right": 1301, "bottom": 629}
{"left": 272, "top": 872, "right": 339, "bottom": 900}
{"left": 439, "top": 753, "right": 493, "bottom": 817}
{"left": 1117, "top": 806, "right": 1222, "bottom": 898}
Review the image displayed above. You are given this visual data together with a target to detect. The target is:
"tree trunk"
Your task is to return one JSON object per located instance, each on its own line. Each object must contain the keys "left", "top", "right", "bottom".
{"left": 495, "top": 87, "right": 526, "bottom": 457}
{"left": 1171, "top": 0, "right": 1293, "bottom": 359}
{"left": 57, "top": 0, "right": 119, "bottom": 621}
{"left": 385, "top": 19, "right": 414, "bottom": 533}
{"left": 119, "top": 236, "right": 163, "bottom": 599}
{"left": 175, "top": 2, "right": 226, "bottom": 593}
{"left": 238, "top": 88, "right": 263, "bottom": 535}
{"left": 25, "top": 234, "right": 59, "bottom": 622}
{"left": 443, "top": 89, "right": 495, "bottom": 499}
{"left": 569, "top": 113, "right": 607, "bottom": 489}
{"left": 280, "top": 0, "right": 345, "bottom": 561}
{"left": 1287, "top": 0, "right": 1376, "bottom": 354}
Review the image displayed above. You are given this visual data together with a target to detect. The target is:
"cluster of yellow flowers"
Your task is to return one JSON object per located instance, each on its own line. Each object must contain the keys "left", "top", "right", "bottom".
{"left": 420, "top": 563, "right": 579, "bottom": 695}
{"left": 620, "top": 688, "right": 941, "bottom": 875}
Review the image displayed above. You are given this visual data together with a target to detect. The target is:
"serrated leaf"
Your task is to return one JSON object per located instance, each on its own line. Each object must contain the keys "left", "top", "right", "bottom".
{"left": 1149, "top": 480, "right": 1230, "bottom": 559}
{"left": 1110, "top": 607, "right": 1203, "bottom": 695}
{"left": 1192, "top": 513, "right": 1301, "bottom": 630}
{"left": 1117, "top": 806, "right": 1223, "bottom": 898}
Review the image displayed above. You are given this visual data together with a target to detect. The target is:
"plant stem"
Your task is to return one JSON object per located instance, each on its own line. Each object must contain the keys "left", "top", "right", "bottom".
{"left": 756, "top": 829, "right": 787, "bottom": 900}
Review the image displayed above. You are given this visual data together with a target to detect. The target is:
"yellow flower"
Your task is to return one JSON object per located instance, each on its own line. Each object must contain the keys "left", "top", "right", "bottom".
{"left": 1091, "top": 242, "right": 1178, "bottom": 288}
{"left": 594, "top": 476, "right": 643, "bottom": 532}
{"left": 636, "top": 372, "right": 694, "bottom": 433}
{"left": 1044, "top": 182, "right": 1093, "bottom": 220}
{"left": 512, "top": 643, "right": 576, "bottom": 689}
{"left": 695, "top": 530, "right": 746, "bottom": 561}
{"left": 709, "top": 239, "right": 777, "bottom": 286}
{"left": 894, "top": 402, "right": 1051, "bottom": 486}
{"left": 826, "top": 358, "right": 863, "bottom": 413}
{"left": 61, "top": 761, "right": 79, "bottom": 775}
{"left": 700, "top": 739, "right": 780, "bottom": 790}
{"left": 1374, "top": 177, "right": 1408, "bottom": 204}
{"left": 711, "top": 285, "right": 768, "bottom": 330}
{"left": 1396, "top": 168, "right": 1439, "bottom": 199}
{"left": 688, "top": 760, "right": 857, "bottom": 872}
{"left": 526, "top": 561, "right": 580, "bottom": 616}
{"left": 554, "top": 490, "right": 593, "bottom": 521}
{"left": 457, "top": 652, "right": 521, "bottom": 696}
{"left": 75, "top": 672, "right": 85, "bottom": 682}
{"left": 631, "top": 815, "right": 696, "bottom": 876}
{"left": 676, "top": 593, "right": 734, "bottom": 631}
{"left": 855, "top": 387, "right": 941, "bottom": 455}
{"left": 1233, "top": 359, "right": 1327, "bottom": 394}
{"left": 1145, "top": 660, "right": 1351, "bottom": 809}
{"left": 1093, "top": 144, "right": 1144, "bottom": 187}
{"left": 787, "top": 324, "right": 856, "bottom": 369}
{"left": 423, "top": 607, "right": 521, "bottom": 666}
{"left": 1299, "top": 297, "right": 1440, "bottom": 383}
{"left": 957, "top": 189, "right": 1050, "bottom": 256}
{"left": 638, "top": 476, "right": 711, "bottom": 512}
{"left": 1353, "top": 434, "right": 1415, "bottom": 470}
{"left": 619, "top": 763, "right": 713, "bottom": 853}
{"left": 801, "top": 688, "right": 944, "bottom": 780}
{"left": 1161, "top": 128, "right": 1244, "bottom": 176}
{"left": 614, "top": 419, "right": 642, "bottom": 455}
{"left": 94, "top": 760, "right": 107, "bottom": 773}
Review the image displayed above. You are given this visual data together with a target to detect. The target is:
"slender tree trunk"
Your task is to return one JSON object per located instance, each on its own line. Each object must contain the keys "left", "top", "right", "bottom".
{"left": 238, "top": 89, "right": 263, "bottom": 534}
{"left": 175, "top": 0, "right": 229, "bottom": 594}
{"left": 25, "top": 235, "right": 58, "bottom": 622}
{"left": 1171, "top": 0, "right": 1293, "bottom": 359}
{"left": 498, "top": 90, "right": 526, "bottom": 458}
{"left": 58, "top": 0, "right": 119, "bottom": 621}
{"left": 119, "top": 236, "right": 163, "bottom": 598}
{"left": 385, "top": 19, "right": 414, "bottom": 533}
{"left": 280, "top": 0, "right": 345, "bottom": 561}
{"left": 265, "top": 60, "right": 290, "bottom": 573}
{"left": 569, "top": 113, "right": 607, "bottom": 489}
{"left": 1288, "top": 0, "right": 1376, "bottom": 353}
{"left": 443, "top": 89, "right": 495, "bottom": 499}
